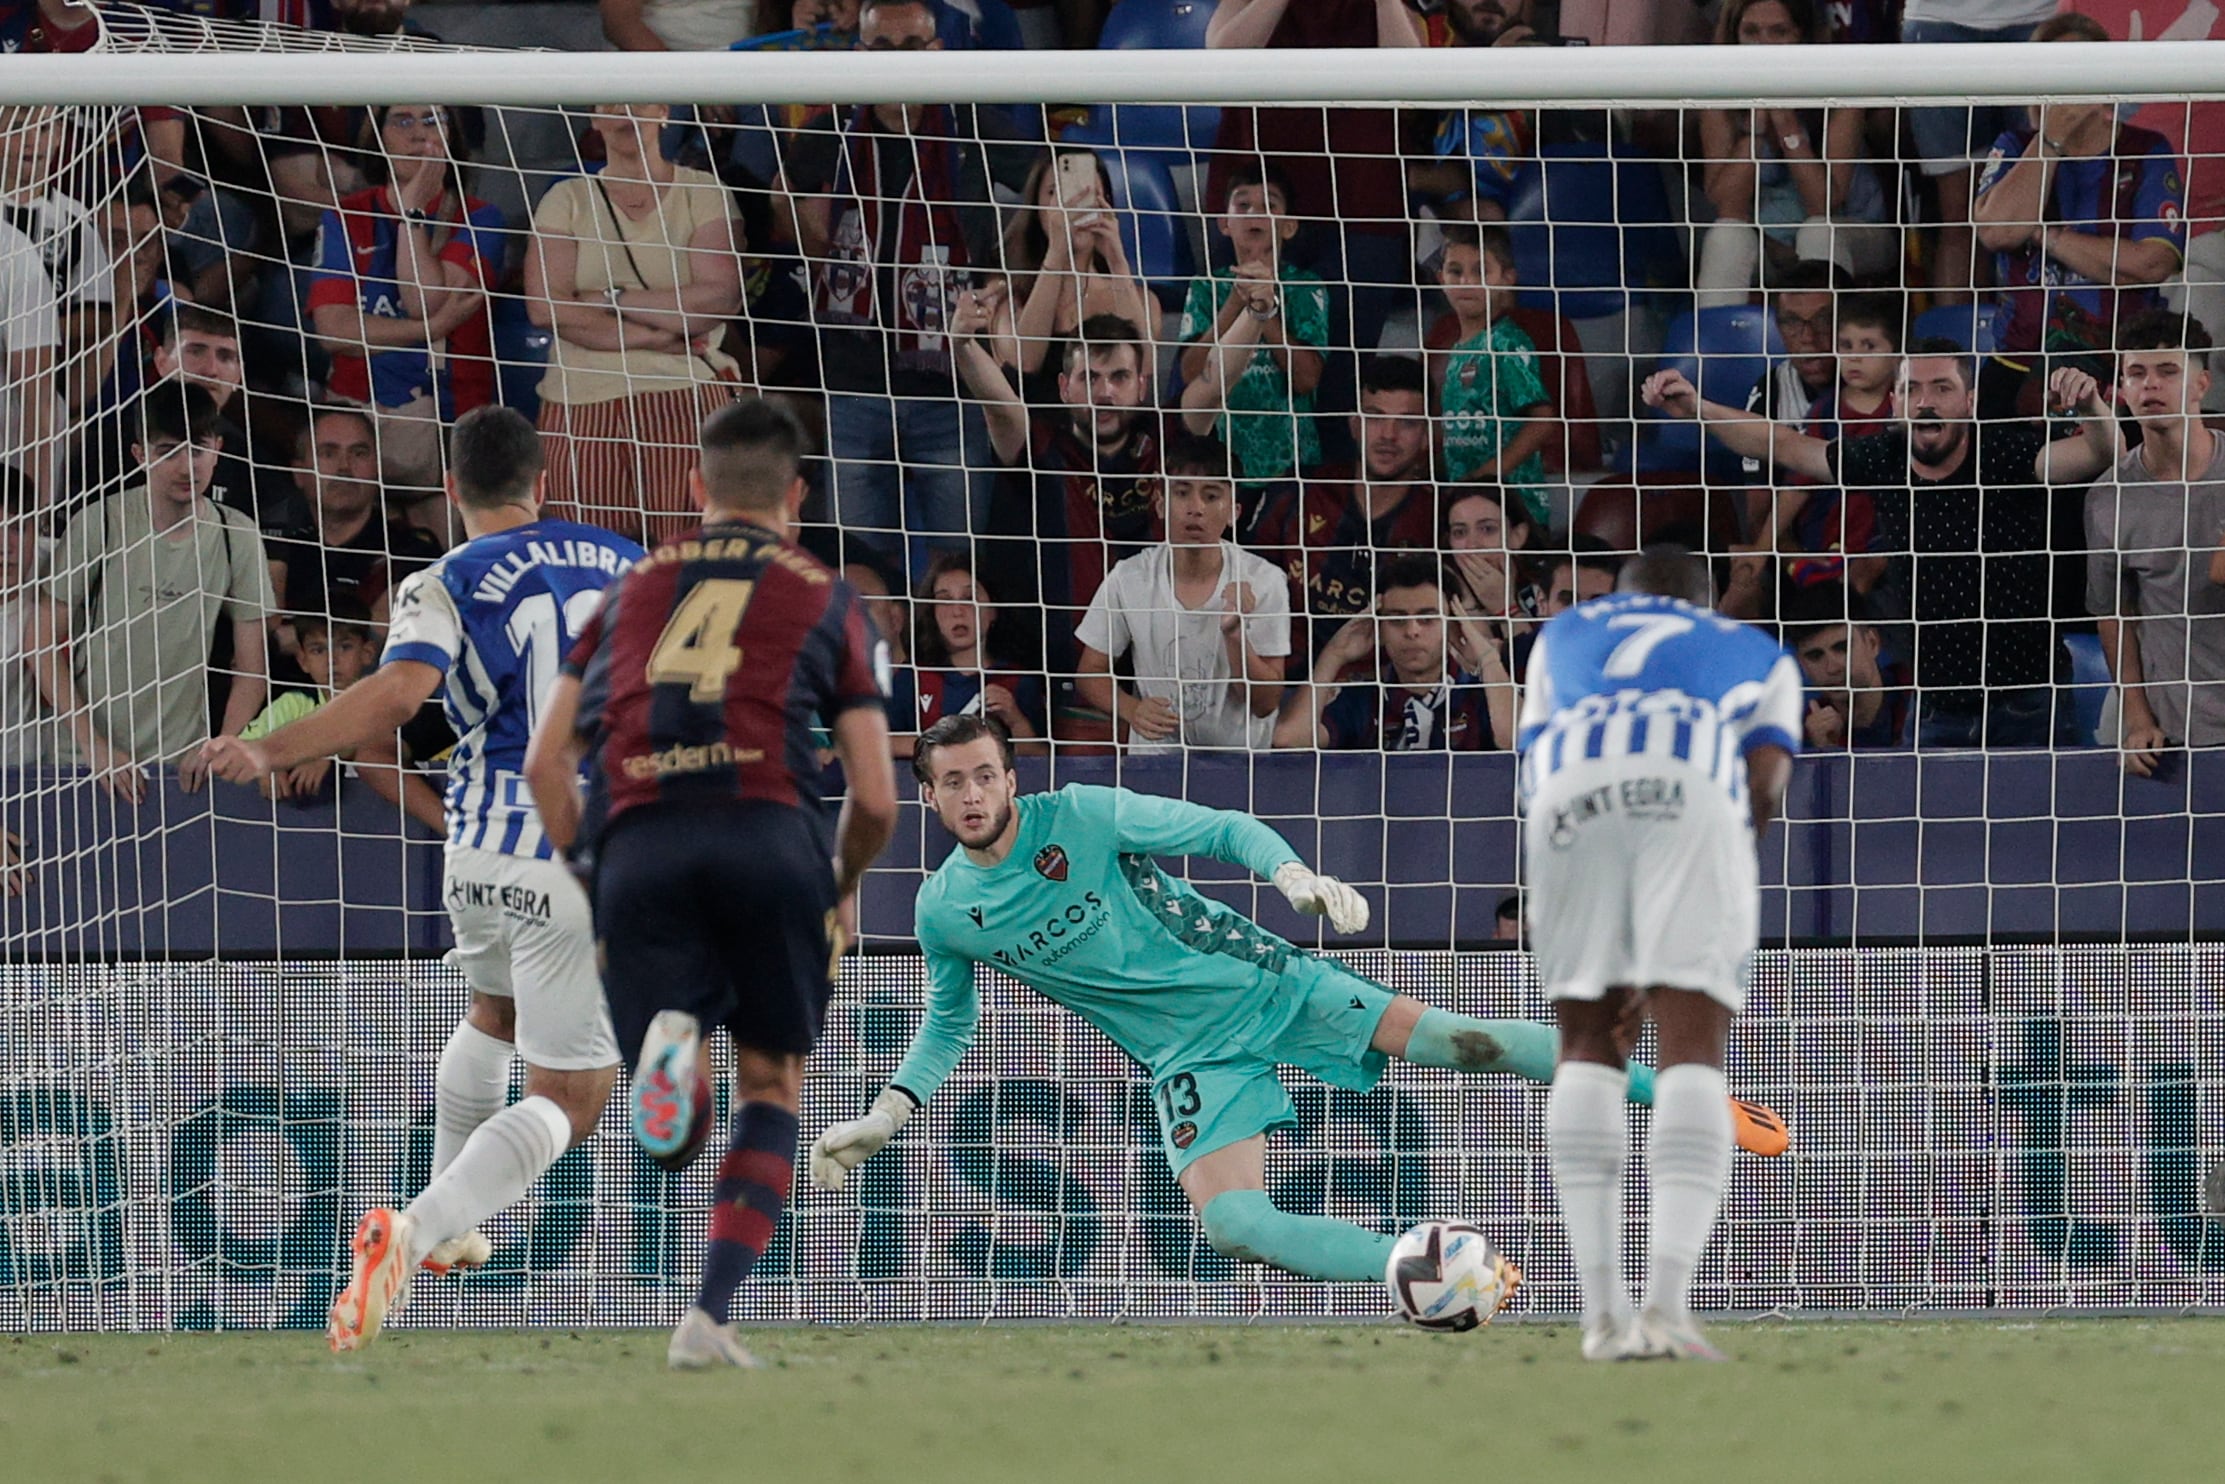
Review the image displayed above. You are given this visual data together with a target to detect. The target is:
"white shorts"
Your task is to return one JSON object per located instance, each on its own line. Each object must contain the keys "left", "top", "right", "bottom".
{"left": 1522, "top": 758, "right": 1758, "bottom": 1012}
{"left": 443, "top": 845, "right": 618, "bottom": 1070}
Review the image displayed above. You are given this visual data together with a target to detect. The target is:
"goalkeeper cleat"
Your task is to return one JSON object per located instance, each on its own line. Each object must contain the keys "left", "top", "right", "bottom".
{"left": 419, "top": 1230, "right": 493, "bottom": 1276}
{"left": 1730, "top": 1097, "right": 1790, "bottom": 1158}
{"left": 667, "top": 1307, "right": 764, "bottom": 1371}
{"left": 328, "top": 1207, "right": 416, "bottom": 1354}
{"left": 1631, "top": 1309, "right": 1732, "bottom": 1363}
{"left": 632, "top": 1010, "right": 706, "bottom": 1167}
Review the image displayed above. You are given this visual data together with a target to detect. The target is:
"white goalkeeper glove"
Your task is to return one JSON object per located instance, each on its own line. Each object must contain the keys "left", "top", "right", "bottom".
{"left": 808, "top": 1087, "right": 918, "bottom": 1192}
{"left": 1272, "top": 861, "right": 1370, "bottom": 935}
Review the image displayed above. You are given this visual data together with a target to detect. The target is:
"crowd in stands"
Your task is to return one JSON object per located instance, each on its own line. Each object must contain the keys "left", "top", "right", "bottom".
{"left": 1, "top": 0, "right": 2223, "bottom": 816}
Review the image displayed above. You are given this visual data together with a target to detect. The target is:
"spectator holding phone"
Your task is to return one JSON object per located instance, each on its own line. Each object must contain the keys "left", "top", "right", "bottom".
{"left": 1003, "top": 148, "right": 1157, "bottom": 385}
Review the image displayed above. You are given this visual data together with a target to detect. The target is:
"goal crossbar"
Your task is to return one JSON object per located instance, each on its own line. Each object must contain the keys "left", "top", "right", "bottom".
{"left": 5, "top": 40, "right": 2224, "bottom": 109}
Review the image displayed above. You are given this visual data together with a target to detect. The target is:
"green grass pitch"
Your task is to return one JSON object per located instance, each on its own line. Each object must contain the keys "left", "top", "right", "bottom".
{"left": 3, "top": 1319, "right": 2214, "bottom": 1483}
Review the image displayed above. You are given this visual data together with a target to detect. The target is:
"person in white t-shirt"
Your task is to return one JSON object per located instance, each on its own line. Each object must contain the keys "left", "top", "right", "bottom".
{"left": 0, "top": 213, "right": 59, "bottom": 504}
{"left": 0, "top": 106, "right": 113, "bottom": 324}
{"left": 1074, "top": 435, "right": 1290, "bottom": 752}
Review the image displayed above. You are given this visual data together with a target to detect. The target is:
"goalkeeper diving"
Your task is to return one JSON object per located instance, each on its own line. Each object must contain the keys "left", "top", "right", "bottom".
{"left": 811, "top": 713, "right": 1788, "bottom": 1285}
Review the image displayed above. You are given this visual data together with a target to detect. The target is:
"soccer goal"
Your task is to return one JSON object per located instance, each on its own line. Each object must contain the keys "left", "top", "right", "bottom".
{"left": 0, "top": 9, "right": 2220, "bottom": 1333}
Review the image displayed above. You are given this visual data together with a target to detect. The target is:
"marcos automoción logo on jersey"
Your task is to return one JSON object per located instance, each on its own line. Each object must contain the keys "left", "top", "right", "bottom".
{"left": 1033, "top": 844, "right": 1069, "bottom": 882}
{"left": 989, "top": 891, "right": 1107, "bottom": 970}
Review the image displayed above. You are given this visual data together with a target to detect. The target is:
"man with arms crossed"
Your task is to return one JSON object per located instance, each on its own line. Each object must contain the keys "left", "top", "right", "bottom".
{"left": 1521, "top": 548, "right": 1802, "bottom": 1361}
{"left": 201, "top": 407, "right": 646, "bottom": 1352}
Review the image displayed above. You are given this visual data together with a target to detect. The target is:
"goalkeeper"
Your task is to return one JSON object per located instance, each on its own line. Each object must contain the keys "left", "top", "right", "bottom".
{"left": 811, "top": 714, "right": 1788, "bottom": 1282}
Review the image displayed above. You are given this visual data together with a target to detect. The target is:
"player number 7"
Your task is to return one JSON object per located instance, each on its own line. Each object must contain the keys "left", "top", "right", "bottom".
{"left": 1600, "top": 612, "right": 1693, "bottom": 679}
{"left": 647, "top": 578, "right": 757, "bottom": 702}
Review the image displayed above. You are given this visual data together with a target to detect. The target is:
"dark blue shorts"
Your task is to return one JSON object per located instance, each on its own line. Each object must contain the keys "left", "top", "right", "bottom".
{"left": 594, "top": 799, "right": 839, "bottom": 1062}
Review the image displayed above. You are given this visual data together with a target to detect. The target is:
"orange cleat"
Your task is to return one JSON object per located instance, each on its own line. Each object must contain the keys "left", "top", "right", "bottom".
{"left": 1730, "top": 1097, "right": 1790, "bottom": 1158}
{"left": 328, "top": 1207, "right": 416, "bottom": 1354}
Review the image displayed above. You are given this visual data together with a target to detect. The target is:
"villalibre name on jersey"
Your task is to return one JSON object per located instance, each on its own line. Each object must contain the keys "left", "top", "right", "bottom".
{"left": 470, "top": 538, "right": 632, "bottom": 605}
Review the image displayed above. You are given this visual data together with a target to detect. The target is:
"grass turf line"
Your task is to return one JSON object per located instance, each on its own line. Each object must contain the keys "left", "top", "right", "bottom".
{"left": 1, "top": 1319, "right": 2214, "bottom": 1484}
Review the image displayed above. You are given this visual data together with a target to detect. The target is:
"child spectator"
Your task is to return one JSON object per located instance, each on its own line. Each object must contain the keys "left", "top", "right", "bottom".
{"left": 1429, "top": 224, "right": 1553, "bottom": 526}
{"left": 1816, "top": 292, "right": 1901, "bottom": 436}
{"left": 238, "top": 591, "right": 446, "bottom": 832}
{"left": 1760, "top": 292, "right": 1900, "bottom": 602}
{"left": 1276, "top": 553, "right": 1513, "bottom": 751}
{"left": 1782, "top": 598, "right": 1911, "bottom": 750}
{"left": 1074, "top": 435, "right": 1290, "bottom": 753}
{"left": 1177, "top": 162, "right": 1329, "bottom": 487}
{"left": 893, "top": 551, "right": 1047, "bottom": 754}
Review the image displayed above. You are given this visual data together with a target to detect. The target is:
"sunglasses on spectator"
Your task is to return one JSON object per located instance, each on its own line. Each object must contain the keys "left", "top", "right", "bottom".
{"left": 384, "top": 110, "right": 448, "bottom": 133}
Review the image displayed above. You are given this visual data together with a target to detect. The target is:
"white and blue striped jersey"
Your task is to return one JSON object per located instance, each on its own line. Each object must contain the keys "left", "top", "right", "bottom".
{"left": 383, "top": 520, "right": 645, "bottom": 859}
{"left": 1516, "top": 594, "right": 1803, "bottom": 809}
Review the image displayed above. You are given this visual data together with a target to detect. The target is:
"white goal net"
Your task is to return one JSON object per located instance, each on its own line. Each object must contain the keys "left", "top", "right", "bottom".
{"left": 0, "top": 7, "right": 2221, "bottom": 1330}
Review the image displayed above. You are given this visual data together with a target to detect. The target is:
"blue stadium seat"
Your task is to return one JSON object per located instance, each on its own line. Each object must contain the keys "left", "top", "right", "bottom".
{"left": 1098, "top": 0, "right": 1215, "bottom": 49}
{"left": 1911, "top": 302, "right": 2005, "bottom": 356}
{"left": 1635, "top": 305, "right": 1786, "bottom": 476}
{"left": 2063, "top": 631, "right": 2112, "bottom": 746}
{"left": 1502, "top": 142, "right": 1679, "bottom": 321}
{"left": 1096, "top": 148, "right": 1194, "bottom": 307}
{"left": 1082, "top": 0, "right": 1220, "bottom": 162}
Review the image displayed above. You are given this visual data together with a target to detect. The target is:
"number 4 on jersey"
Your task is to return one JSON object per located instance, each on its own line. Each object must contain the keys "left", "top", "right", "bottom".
{"left": 647, "top": 578, "right": 757, "bottom": 701}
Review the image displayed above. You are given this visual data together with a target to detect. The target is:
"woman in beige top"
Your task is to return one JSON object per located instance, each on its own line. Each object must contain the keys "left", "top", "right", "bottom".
{"left": 526, "top": 102, "right": 745, "bottom": 547}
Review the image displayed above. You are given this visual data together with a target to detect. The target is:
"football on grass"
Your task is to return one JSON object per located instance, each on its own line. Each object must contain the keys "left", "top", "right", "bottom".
{"left": 1385, "top": 1221, "right": 1518, "bottom": 1331}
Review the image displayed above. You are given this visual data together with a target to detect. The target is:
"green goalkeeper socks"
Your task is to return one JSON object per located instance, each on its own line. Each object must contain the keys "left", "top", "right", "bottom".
{"left": 1404, "top": 1009, "right": 1658, "bottom": 1105}
{"left": 1200, "top": 1190, "right": 1395, "bottom": 1282}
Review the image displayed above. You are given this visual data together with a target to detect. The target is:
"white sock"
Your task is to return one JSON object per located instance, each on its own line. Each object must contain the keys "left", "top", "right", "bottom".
{"left": 1547, "top": 1061, "right": 1633, "bottom": 1332}
{"left": 1645, "top": 1064, "right": 1733, "bottom": 1323}
{"left": 405, "top": 1095, "right": 571, "bottom": 1264}
{"left": 434, "top": 1019, "right": 513, "bottom": 1180}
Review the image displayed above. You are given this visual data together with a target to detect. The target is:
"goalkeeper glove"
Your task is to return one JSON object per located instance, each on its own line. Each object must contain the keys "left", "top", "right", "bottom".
{"left": 1272, "top": 861, "right": 1370, "bottom": 935}
{"left": 808, "top": 1086, "right": 918, "bottom": 1191}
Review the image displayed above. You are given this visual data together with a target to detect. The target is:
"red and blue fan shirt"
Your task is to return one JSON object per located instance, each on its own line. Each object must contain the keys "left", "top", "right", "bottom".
{"left": 564, "top": 519, "right": 889, "bottom": 846}
{"left": 306, "top": 184, "right": 502, "bottom": 417}
{"left": 886, "top": 665, "right": 1046, "bottom": 735}
{"left": 1977, "top": 123, "right": 2186, "bottom": 358}
{"left": 1321, "top": 674, "right": 1501, "bottom": 752}
{"left": 1250, "top": 472, "right": 1440, "bottom": 652}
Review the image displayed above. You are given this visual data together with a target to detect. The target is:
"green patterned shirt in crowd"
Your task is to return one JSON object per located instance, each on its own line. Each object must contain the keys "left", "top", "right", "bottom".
{"left": 1440, "top": 315, "right": 1550, "bottom": 521}
{"left": 1179, "top": 263, "right": 1329, "bottom": 484}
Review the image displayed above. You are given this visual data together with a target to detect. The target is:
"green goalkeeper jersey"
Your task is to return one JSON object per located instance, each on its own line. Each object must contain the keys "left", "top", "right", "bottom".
{"left": 891, "top": 784, "right": 1308, "bottom": 1101}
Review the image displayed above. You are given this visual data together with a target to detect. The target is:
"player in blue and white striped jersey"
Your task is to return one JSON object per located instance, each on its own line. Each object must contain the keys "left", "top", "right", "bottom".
{"left": 1514, "top": 547, "right": 1799, "bottom": 1365}
{"left": 202, "top": 407, "right": 643, "bottom": 1352}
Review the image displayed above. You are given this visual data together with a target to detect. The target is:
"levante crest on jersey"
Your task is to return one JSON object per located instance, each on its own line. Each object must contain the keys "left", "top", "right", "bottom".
{"left": 1033, "top": 844, "right": 1069, "bottom": 882}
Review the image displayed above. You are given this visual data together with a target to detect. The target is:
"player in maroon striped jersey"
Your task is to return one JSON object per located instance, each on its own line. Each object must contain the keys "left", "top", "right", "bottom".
{"left": 525, "top": 398, "right": 898, "bottom": 1370}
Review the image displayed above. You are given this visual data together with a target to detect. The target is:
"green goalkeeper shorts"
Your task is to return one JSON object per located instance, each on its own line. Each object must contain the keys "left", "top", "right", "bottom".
{"left": 1148, "top": 956, "right": 1396, "bottom": 1179}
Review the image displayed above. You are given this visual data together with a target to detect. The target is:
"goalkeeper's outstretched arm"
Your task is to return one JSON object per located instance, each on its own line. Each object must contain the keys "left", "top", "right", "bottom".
{"left": 810, "top": 943, "right": 978, "bottom": 1191}
{"left": 1095, "top": 785, "right": 1370, "bottom": 934}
